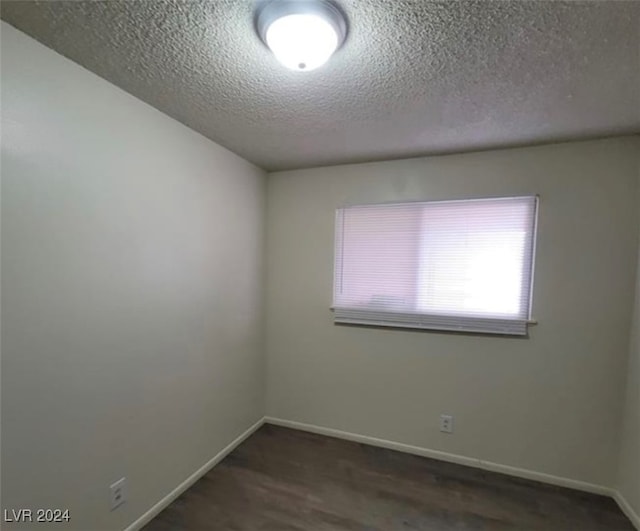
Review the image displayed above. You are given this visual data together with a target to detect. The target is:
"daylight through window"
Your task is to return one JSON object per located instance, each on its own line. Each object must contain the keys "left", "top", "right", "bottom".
{"left": 333, "top": 196, "right": 538, "bottom": 335}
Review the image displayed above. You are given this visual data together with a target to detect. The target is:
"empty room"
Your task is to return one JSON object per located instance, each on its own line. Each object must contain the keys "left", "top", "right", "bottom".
{"left": 1, "top": 0, "right": 639, "bottom": 529}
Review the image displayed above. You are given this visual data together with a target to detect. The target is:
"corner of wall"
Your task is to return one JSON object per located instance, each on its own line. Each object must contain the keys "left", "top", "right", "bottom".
{"left": 613, "top": 137, "right": 640, "bottom": 529}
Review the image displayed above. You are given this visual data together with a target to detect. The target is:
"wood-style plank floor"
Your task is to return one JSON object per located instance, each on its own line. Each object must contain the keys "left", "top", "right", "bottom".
{"left": 144, "top": 424, "right": 634, "bottom": 530}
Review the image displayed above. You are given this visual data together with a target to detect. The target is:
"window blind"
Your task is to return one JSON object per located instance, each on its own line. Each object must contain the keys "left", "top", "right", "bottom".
{"left": 333, "top": 196, "right": 538, "bottom": 335}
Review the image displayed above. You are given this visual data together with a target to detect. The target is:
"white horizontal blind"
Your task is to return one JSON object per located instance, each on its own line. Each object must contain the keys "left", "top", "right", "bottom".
{"left": 333, "top": 196, "right": 538, "bottom": 335}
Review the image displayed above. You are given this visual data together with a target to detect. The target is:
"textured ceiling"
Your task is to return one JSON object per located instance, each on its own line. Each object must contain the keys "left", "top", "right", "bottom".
{"left": 2, "top": 0, "right": 639, "bottom": 171}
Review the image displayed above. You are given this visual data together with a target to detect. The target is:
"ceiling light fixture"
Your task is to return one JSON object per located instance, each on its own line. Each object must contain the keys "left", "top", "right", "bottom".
{"left": 255, "top": 0, "right": 348, "bottom": 72}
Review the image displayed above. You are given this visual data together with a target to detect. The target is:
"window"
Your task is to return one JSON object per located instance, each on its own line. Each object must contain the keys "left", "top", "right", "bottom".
{"left": 333, "top": 196, "right": 538, "bottom": 335}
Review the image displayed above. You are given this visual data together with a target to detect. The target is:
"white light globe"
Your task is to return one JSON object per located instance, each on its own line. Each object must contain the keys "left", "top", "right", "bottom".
{"left": 265, "top": 14, "right": 339, "bottom": 71}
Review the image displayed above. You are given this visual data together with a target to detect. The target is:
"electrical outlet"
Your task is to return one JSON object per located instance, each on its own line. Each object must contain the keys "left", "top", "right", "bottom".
{"left": 440, "top": 414, "right": 454, "bottom": 434}
{"left": 109, "top": 477, "right": 127, "bottom": 510}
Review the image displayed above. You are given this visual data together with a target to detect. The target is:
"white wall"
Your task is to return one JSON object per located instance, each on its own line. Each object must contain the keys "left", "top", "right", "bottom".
{"left": 266, "top": 137, "right": 640, "bottom": 488}
{"left": 617, "top": 165, "right": 640, "bottom": 519}
{"left": 1, "top": 22, "right": 265, "bottom": 530}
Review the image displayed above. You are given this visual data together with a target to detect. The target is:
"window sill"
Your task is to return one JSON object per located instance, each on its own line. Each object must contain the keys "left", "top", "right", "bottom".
{"left": 330, "top": 307, "right": 537, "bottom": 336}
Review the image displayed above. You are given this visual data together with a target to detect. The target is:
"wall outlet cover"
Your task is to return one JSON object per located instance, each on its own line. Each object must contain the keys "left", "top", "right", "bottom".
{"left": 110, "top": 477, "right": 127, "bottom": 510}
{"left": 440, "top": 414, "right": 454, "bottom": 434}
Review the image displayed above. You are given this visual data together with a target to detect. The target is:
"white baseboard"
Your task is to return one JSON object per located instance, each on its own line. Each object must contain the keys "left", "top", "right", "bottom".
{"left": 264, "top": 416, "right": 612, "bottom": 496}
{"left": 614, "top": 490, "right": 640, "bottom": 530}
{"left": 266, "top": 417, "right": 640, "bottom": 529}
{"left": 124, "top": 417, "right": 265, "bottom": 531}
{"left": 120, "top": 415, "right": 638, "bottom": 531}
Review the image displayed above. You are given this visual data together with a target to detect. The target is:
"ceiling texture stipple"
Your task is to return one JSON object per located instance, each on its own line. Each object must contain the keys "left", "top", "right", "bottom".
{"left": 1, "top": 0, "right": 639, "bottom": 171}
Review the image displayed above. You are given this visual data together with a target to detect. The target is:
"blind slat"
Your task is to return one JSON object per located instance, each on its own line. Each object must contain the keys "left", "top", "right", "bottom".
{"left": 333, "top": 196, "right": 538, "bottom": 335}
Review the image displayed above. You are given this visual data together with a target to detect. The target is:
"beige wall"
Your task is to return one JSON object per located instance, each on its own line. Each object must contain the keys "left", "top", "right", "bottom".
{"left": 3, "top": 17, "right": 639, "bottom": 530}
{"left": 617, "top": 166, "right": 640, "bottom": 517}
{"left": 266, "top": 136, "right": 640, "bottom": 487}
{"left": 1, "top": 23, "right": 265, "bottom": 530}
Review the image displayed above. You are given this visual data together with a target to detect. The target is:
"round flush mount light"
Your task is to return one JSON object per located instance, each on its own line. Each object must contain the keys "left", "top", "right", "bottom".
{"left": 256, "top": 0, "right": 348, "bottom": 72}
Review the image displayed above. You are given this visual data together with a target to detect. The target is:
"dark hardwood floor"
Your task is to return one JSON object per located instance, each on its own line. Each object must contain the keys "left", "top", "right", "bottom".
{"left": 144, "top": 424, "right": 634, "bottom": 530}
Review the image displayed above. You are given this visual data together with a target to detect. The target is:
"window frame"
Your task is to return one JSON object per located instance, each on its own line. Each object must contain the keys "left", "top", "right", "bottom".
{"left": 332, "top": 195, "right": 539, "bottom": 336}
